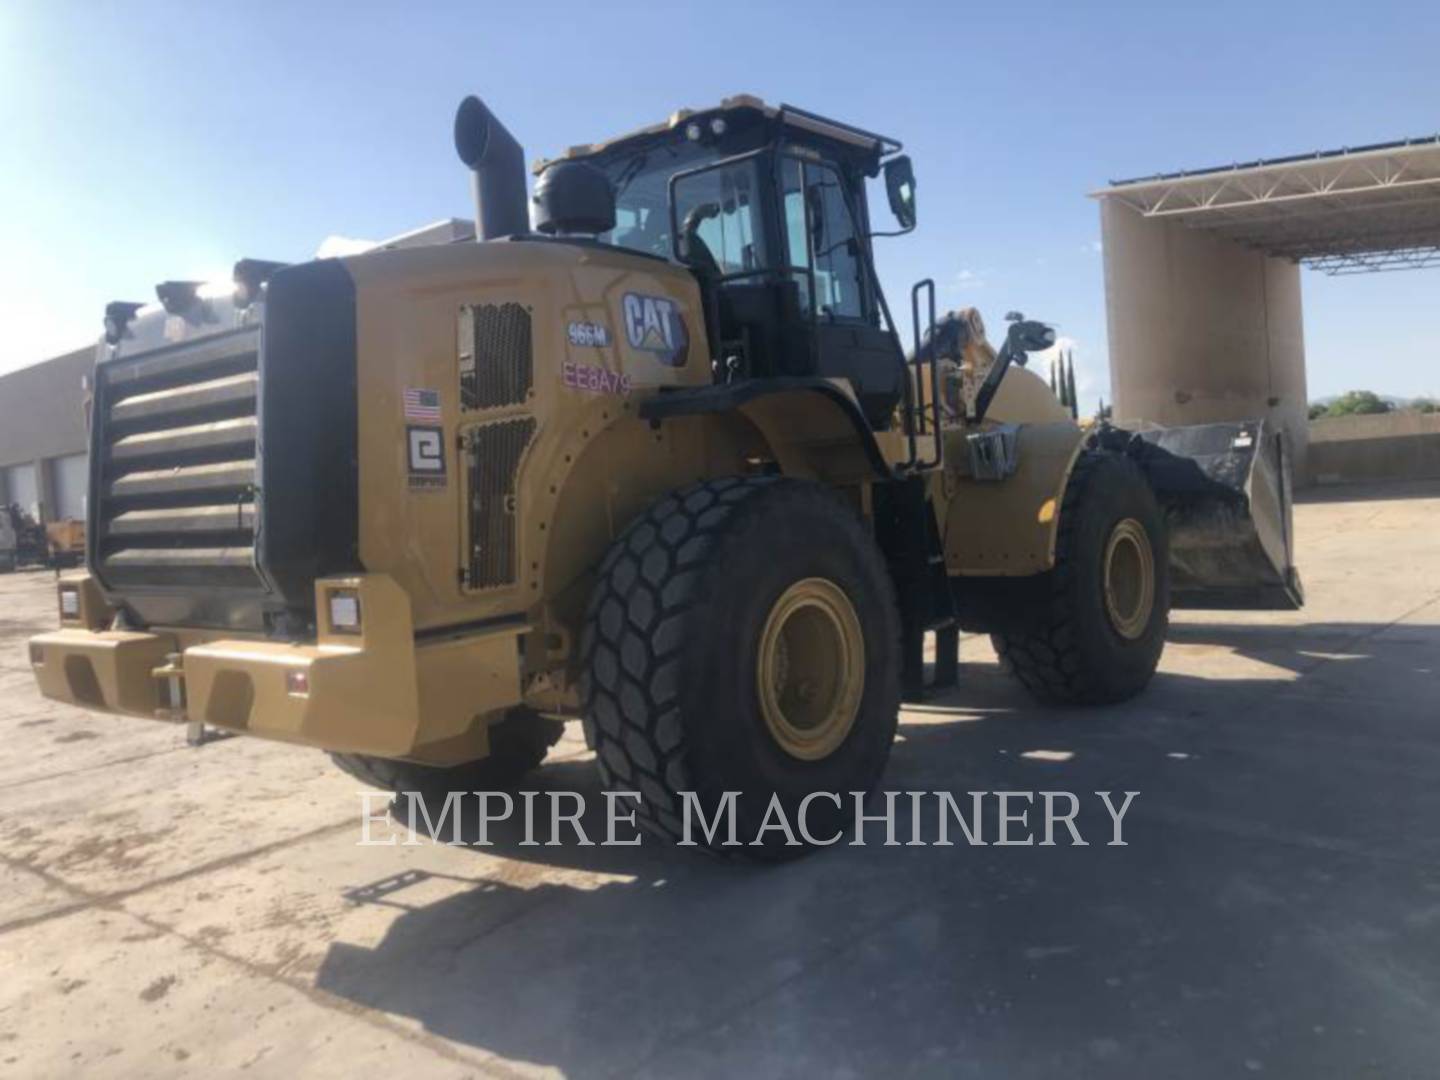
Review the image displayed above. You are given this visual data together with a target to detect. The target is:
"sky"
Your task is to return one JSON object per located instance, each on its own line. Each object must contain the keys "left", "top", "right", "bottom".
{"left": 1, "top": 0, "right": 1437, "bottom": 412}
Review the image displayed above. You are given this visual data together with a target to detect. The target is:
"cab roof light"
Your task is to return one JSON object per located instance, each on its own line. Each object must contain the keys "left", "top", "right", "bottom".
{"left": 103, "top": 301, "right": 144, "bottom": 345}
{"left": 232, "top": 259, "right": 288, "bottom": 309}
{"left": 155, "top": 280, "right": 203, "bottom": 314}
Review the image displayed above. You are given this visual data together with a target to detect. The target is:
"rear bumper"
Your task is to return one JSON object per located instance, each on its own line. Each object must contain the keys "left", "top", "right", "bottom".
{"left": 30, "top": 628, "right": 177, "bottom": 718}
{"left": 27, "top": 574, "right": 526, "bottom": 763}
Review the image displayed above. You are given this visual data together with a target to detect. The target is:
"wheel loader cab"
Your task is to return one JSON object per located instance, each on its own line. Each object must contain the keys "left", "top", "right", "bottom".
{"left": 564, "top": 99, "right": 909, "bottom": 429}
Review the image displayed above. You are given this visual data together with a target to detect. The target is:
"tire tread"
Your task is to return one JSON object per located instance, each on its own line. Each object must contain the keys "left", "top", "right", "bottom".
{"left": 991, "top": 451, "right": 1165, "bottom": 705}
{"left": 580, "top": 476, "right": 785, "bottom": 842}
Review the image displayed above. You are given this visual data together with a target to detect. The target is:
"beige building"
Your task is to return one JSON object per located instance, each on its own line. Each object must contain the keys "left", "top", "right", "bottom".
{"left": 1094, "top": 135, "right": 1440, "bottom": 483}
{"left": 0, "top": 346, "right": 94, "bottom": 522}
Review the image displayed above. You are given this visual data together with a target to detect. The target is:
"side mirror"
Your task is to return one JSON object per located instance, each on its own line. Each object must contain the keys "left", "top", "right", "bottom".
{"left": 1007, "top": 320, "right": 1056, "bottom": 367}
{"left": 884, "top": 155, "right": 917, "bottom": 231}
{"left": 1018, "top": 322, "right": 1056, "bottom": 352}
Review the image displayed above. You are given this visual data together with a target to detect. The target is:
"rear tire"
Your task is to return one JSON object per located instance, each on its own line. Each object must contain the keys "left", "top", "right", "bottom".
{"left": 580, "top": 476, "right": 902, "bottom": 856}
{"left": 328, "top": 708, "right": 563, "bottom": 792}
{"left": 991, "top": 451, "right": 1168, "bottom": 705}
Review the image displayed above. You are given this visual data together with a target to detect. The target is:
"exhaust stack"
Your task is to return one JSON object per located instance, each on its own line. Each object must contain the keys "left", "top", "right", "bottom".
{"left": 453, "top": 96, "right": 529, "bottom": 240}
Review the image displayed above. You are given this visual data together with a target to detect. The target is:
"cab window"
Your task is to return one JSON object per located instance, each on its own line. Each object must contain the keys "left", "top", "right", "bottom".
{"left": 602, "top": 144, "right": 694, "bottom": 258}
{"left": 671, "top": 159, "right": 766, "bottom": 276}
{"left": 782, "top": 157, "right": 866, "bottom": 320}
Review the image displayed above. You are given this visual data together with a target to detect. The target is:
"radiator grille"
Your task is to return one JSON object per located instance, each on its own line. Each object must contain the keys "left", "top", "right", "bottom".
{"left": 459, "top": 302, "right": 532, "bottom": 410}
{"left": 465, "top": 417, "right": 536, "bottom": 589}
{"left": 94, "top": 326, "right": 261, "bottom": 590}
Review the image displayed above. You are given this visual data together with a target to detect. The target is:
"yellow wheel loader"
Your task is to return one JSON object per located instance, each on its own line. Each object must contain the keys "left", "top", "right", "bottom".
{"left": 27, "top": 94, "right": 1301, "bottom": 853}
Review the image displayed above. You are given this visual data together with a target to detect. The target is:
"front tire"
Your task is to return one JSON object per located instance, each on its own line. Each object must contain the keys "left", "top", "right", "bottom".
{"left": 580, "top": 477, "right": 902, "bottom": 855}
{"left": 991, "top": 451, "right": 1169, "bottom": 705}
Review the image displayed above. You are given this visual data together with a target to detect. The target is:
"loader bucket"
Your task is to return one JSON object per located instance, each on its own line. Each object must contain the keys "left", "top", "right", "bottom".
{"left": 1128, "top": 420, "right": 1304, "bottom": 611}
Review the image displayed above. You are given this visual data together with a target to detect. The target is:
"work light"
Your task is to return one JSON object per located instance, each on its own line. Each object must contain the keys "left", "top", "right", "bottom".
{"left": 327, "top": 590, "right": 361, "bottom": 633}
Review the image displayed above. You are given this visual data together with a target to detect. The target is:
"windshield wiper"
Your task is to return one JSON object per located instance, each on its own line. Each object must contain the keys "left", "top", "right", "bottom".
{"left": 612, "top": 152, "right": 650, "bottom": 199}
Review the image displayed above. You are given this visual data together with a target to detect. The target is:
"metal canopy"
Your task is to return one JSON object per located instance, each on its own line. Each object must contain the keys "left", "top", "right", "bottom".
{"left": 1094, "top": 136, "right": 1440, "bottom": 274}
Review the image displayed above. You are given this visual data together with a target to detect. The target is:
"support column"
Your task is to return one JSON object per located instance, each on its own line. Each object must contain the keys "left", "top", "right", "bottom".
{"left": 1101, "top": 199, "right": 1309, "bottom": 480}
{"left": 35, "top": 456, "right": 57, "bottom": 524}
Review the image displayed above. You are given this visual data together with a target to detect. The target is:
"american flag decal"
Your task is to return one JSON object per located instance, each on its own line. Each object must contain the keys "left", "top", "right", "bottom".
{"left": 403, "top": 388, "right": 442, "bottom": 422}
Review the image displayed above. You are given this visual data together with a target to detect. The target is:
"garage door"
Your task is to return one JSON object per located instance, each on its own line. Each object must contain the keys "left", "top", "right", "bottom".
{"left": 52, "top": 453, "right": 88, "bottom": 520}
{"left": 3, "top": 463, "right": 38, "bottom": 519}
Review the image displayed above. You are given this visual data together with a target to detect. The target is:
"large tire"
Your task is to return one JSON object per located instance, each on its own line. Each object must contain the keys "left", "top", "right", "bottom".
{"left": 580, "top": 476, "right": 902, "bottom": 856}
{"left": 328, "top": 708, "right": 563, "bottom": 792}
{"left": 991, "top": 451, "right": 1168, "bottom": 705}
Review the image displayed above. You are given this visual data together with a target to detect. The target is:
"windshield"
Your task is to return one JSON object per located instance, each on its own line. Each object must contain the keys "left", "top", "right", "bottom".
{"left": 594, "top": 140, "right": 725, "bottom": 259}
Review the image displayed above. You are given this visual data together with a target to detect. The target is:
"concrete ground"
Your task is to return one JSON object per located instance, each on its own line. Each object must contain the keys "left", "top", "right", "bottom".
{"left": 1, "top": 480, "right": 1438, "bottom": 1078}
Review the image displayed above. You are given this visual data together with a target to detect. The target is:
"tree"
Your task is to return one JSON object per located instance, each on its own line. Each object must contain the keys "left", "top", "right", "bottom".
{"left": 1411, "top": 398, "right": 1438, "bottom": 414}
{"left": 1308, "top": 402, "right": 1329, "bottom": 420}
{"left": 1064, "top": 352, "right": 1079, "bottom": 421}
{"left": 1325, "top": 391, "right": 1391, "bottom": 417}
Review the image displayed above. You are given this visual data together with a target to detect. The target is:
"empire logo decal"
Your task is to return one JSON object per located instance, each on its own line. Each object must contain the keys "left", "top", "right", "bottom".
{"left": 406, "top": 425, "right": 446, "bottom": 491}
{"left": 622, "top": 293, "right": 688, "bottom": 368}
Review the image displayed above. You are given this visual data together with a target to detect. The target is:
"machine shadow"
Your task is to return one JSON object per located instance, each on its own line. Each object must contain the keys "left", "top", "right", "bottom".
{"left": 312, "top": 622, "right": 1439, "bottom": 1076}
{"left": 1164, "top": 618, "right": 1440, "bottom": 681}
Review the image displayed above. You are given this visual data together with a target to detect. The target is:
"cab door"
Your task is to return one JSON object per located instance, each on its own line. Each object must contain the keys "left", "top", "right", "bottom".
{"left": 780, "top": 155, "right": 904, "bottom": 428}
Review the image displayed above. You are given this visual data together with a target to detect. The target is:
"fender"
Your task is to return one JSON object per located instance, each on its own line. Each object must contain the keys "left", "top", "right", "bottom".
{"left": 939, "top": 420, "right": 1085, "bottom": 577}
{"left": 640, "top": 377, "right": 895, "bottom": 483}
{"left": 533, "top": 380, "right": 892, "bottom": 695}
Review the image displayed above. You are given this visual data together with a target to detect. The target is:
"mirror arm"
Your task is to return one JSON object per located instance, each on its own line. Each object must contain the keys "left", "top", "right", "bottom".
{"left": 867, "top": 224, "right": 915, "bottom": 239}
{"left": 973, "top": 340, "right": 1020, "bottom": 425}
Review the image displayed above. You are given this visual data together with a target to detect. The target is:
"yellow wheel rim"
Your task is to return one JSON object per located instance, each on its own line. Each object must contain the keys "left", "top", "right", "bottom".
{"left": 1103, "top": 517, "right": 1155, "bottom": 641}
{"left": 756, "top": 578, "right": 865, "bottom": 761}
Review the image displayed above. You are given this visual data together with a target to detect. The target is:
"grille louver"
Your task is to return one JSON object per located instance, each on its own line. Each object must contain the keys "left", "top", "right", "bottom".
{"left": 94, "top": 325, "right": 262, "bottom": 590}
{"left": 465, "top": 417, "right": 536, "bottom": 589}
{"left": 459, "top": 302, "right": 532, "bottom": 410}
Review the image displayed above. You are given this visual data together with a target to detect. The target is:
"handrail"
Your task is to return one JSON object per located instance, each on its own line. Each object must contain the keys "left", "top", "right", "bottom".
{"left": 910, "top": 279, "right": 942, "bottom": 470}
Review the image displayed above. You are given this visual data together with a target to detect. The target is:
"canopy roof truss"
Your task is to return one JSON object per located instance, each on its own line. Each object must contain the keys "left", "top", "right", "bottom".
{"left": 1095, "top": 137, "right": 1440, "bottom": 275}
